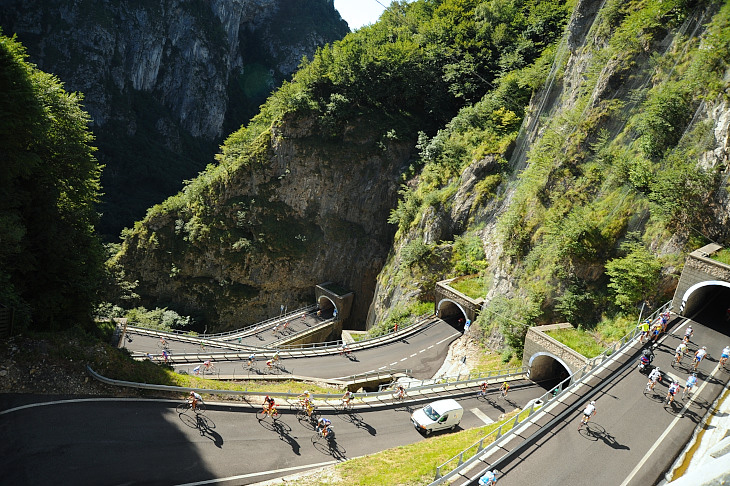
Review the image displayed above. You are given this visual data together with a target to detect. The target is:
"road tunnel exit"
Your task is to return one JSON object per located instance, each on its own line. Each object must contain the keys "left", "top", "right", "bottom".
{"left": 528, "top": 353, "right": 571, "bottom": 391}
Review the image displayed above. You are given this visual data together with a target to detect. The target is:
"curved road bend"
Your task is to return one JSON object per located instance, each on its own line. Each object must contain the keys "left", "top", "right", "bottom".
{"left": 461, "top": 309, "right": 730, "bottom": 486}
{"left": 133, "top": 319, "right": 462, "bottom": 381}
{"left": 0, "top": 383, "right": 542, "bottom": 485}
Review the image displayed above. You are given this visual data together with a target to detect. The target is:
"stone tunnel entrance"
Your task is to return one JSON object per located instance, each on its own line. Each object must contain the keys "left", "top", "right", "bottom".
{"left": 680, "top": 281, "right": 730, "bottom": 334}
{"left": 317, "top": 295, "right": 336, "bottom": 320}
{"left": 436, "top": 299, "right": 468, "bottom": 330}
{"left": 528, "top": 353, "right": 571, "bottom": 391}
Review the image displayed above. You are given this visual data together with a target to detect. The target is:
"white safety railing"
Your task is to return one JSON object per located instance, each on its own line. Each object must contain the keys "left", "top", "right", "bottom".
{"left": 429, "top": 301, "right": 672, "bottom": 484}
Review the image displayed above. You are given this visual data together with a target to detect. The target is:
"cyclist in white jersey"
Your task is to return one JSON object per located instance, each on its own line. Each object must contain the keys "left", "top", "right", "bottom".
{"left": 479, "top": 470, "right": 498, "bottom": 485}
{"left": 646, "top": 367, "right": 662, "bottom": 391}
{"left": 693, "top": 346, "right": 708, "bottom": 370}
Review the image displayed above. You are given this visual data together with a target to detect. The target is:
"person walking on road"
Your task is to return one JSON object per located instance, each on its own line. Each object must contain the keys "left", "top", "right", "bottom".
{"left": 579, "top": 400, "right": 596, "bottom": 429}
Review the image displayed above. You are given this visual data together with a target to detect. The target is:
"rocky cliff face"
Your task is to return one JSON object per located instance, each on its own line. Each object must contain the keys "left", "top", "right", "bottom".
{"left": 367, "top": 0, "right": 730, "bottom": 332}
{"left": 0, "top": 0, "right": 348, "bottom": 237}
{"left": 116, "top": 113, "right": 413, "bottom": 330}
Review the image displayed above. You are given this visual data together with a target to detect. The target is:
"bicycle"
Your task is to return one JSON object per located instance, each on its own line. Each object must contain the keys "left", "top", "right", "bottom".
{"left": 176, "top": 400, "right": 206, "bottom": 415}
{"left": 392, "top": 388, "right": 406, "bottom": 401}
{"left": 256, "top": 406, "right": 280, "bottom": 420}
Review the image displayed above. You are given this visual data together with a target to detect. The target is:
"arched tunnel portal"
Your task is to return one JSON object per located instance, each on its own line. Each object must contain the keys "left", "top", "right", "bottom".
{"left": 680, "top": 281, "right": 730, "bottom": 333}
{"left": 317, "top": 296, "right": 337, "bottom": 320}
{"left": 437, "top": 299, "right": 468, "bottom": 331}
{"left": 528, "top": 352, "right": 572, "bottom": 391}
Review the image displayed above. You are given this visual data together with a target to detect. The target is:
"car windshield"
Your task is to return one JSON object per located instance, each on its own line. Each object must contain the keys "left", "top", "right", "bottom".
{"left": 423, "top": 405, "right": 440, "bottom": 421}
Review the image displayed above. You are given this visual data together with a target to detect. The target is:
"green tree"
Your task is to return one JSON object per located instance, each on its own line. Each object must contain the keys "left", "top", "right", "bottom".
{"left": 605, "top": 240, "right": 662, "bottom": 312}
{"left": 0, "top": 32, "right": 104, "bottom": 330}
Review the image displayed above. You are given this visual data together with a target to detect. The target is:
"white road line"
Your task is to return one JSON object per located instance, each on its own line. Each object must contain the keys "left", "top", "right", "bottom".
{"left": 390, "top": 362, "right": 398, "bottom": 366}
{"left": 419, "top": 349, "right": 426, "bottom": 354}
{"left": 0, "top": 397, "right": 181, "bottom": 415}
{"left": 618, "top": 362, "right": 721, "bottom": 486}
{"left": 400, "top": 358, "right": 408, "bottom": 362}
{"left": 470, "top": 408, "right": 494, "bottom": 426}
{"left": 378, "top": 366, "right": 387, "bottom": 370}
{"left": 427, "top": 345, "right": 435, "bottom": 350}
{"left": 175, "top": 460, "right": 339, "bottom": 485}
{"left": 410, "top": 353, "right": 417, "bottom": 357}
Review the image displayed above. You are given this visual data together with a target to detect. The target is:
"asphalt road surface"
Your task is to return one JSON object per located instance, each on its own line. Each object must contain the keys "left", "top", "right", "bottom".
{"left": 469, "top": 307, "right": 730, "bottom": 486}
{"left": 0, "top": 383, "right": 543, "bottom": 485}
{"left": 130, "top": 319, "right": 462, "bottom": 381}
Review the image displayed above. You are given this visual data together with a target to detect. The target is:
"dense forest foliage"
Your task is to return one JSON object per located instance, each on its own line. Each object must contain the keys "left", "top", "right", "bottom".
{"left": 0, "top": 31, "right": 104, "bottom": 331}
{"left": 380, "top": 0, "right": 730, "bottom": 355}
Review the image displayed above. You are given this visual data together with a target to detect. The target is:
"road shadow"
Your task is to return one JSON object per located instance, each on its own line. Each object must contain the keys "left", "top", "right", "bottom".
{"left": 310, "top": 433, "right": 347, "bottom": 460}
{"left": 581, "top": 423, "right": 629, "bottom": 450}
{"left": 195, "top": 414, "right": 223, "bottom": 448}
{"left": 338, "top": 411, "right": 377, "bottom": 436}
{"left": 271, "top": 420, "right": 301, "bottom": 455}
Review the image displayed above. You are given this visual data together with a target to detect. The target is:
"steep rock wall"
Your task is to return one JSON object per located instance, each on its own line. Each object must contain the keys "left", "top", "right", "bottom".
{"left": 117, "top": 113, "right": 413, "bottom": 330}
{"left": 0, "top": 0, "right": 348, "bottom": 237}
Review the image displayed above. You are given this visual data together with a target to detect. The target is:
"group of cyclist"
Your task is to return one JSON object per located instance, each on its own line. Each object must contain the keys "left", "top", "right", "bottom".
{"left": 644, "top": 320, "right": 729, "bottom": 405}
{"left": 477, "top": 381, "right": 510, "bottom": 398}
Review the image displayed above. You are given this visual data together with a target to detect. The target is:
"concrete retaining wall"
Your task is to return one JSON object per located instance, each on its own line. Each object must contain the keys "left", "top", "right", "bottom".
{"left": 523, "top": 323, "right": 589, "bottom": 382}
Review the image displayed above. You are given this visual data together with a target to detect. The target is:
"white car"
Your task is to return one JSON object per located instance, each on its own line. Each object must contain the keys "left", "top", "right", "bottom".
{"left": 411, "top": 398, "right": 464, "bottom": 436}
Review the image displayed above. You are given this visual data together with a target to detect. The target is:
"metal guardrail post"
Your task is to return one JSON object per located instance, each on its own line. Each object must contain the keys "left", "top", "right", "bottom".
{"left": 434, "top": 467, "right": 442, "bottom": 480}
{"left": 495, "top": 424, "right": 503, "bottom": 439}
{"left": 457, "top": 452, "right": 464, "bottom": 466}
{"left": 477, "top": 437, "right": 485, "bottom": 452}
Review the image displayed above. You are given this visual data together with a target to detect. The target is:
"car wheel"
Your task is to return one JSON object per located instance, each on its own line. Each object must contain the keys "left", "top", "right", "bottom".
{"left": 425, "top": 429, "right": 432, "bottom": 436}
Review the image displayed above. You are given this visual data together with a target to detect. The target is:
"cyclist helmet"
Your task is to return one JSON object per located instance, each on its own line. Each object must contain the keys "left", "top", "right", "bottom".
{"left": 655, "top": 367, "right": 660, "bottom": 371}
{"left": 692, "top": 372, "right": 697, "bottom": 376}
{"left": 590, "top": 400, "right": 596, "bottom": 405}
{"left": 702, "top": 346, "right": 707, "bottom": 349}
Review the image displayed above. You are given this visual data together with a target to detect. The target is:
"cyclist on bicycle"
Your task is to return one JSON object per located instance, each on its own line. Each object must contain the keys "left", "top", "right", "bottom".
{"left": 683, "top": 373, "right": 698, "bottom": 399}
{"left": 317, "top": 417, "right": 332, "bottom": 437}
{"left": 203, "top": 360, "right": 213, "bottom": 371}
{"left": 189, "top": 391, "right": 202, "bottom": 411}
{"left": 262, "top": 395, "right": 276, "bottom": 414}
{"left": 342, "top": 390, "right": 354, "bottom": 409}
{"left": 666, "top": 381, "right": 680, "bottom": 404}
{"left": 500, "top": 382, "right": 510, "bottom": 397}
{"left": 683, "top": 325, "right": 694, "bottom": 344}
{"left": 659, "top": 311, "right": 671, "bottom": 332}
{"left": 720, "top": 345, "right": 730, "bottom": 367}
{"left": 395, "top": 385, "right": 406, "bottom": 399}
{"left": 272, "top": 350, "right": 280, "bottom": 363}
{"left": 647, "top": 367, "right": 662, "bottom": 391}
{"left": 478, "top": 381, "right": 489, "bottom": 396}
{"left": 478, "top": 470, "right": 498, "bottom": 485}
{"left": 159, "top": 337, "right": 168, "bottom": 348}
{"left": 580, "top": 400, "right": 596, "bottom": 427}
{"left": 693, "top": 346, "right": 708, "bottom": 370}
{"left": 674, "top": 342, "right": 688, "bottom": 364}
{"left": 650, "top": 321, "right": 662, "bottom": 343}
{"left": 247, "top": 353, "right": 256, "bottom": 366}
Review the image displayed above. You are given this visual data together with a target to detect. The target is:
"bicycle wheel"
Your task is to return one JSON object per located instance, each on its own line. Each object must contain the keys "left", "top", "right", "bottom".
{"left": 176, "top": 403, "right": 189, "bottom": 414}
{"left": 196, "top": 402, "right": 206, "bottom": 414}
{"left": 271, "top": 409, "right": 280, "bottom": 420}
{"left": 257, "top": 409, "right": 268, "bottom": 420}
